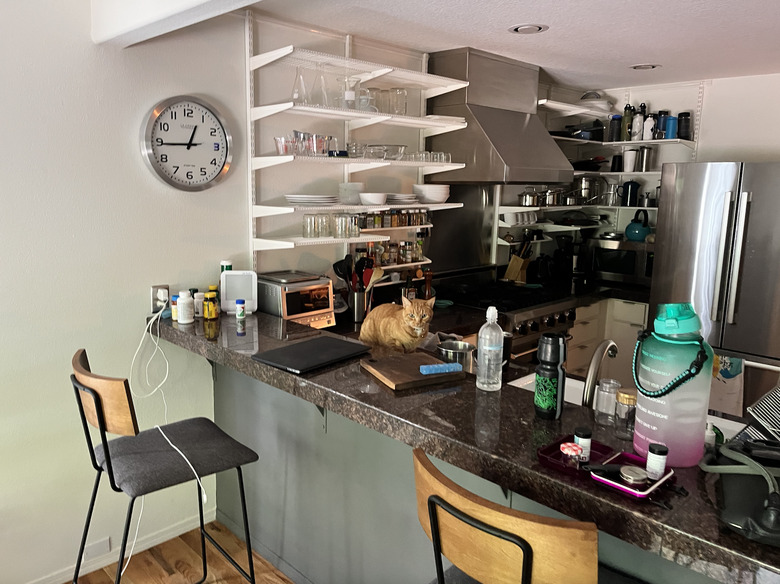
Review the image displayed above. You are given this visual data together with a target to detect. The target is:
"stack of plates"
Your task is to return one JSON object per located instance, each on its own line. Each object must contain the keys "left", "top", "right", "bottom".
{"left": 387, "top": 193, "right": 418, "bottom": 204}
{"left": 285, "top": 194, "right": 339, "bottom": 206}
{"left": 412, "top": 184, "right": 450, "bottom": 203}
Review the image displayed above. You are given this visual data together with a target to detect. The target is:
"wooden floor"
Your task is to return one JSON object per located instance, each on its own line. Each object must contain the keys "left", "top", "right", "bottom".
{"left": 74, "top": 522, "right": 293, "bottom": 584}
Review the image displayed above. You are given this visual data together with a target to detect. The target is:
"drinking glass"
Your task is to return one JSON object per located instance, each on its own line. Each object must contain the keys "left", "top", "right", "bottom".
{"left": 310, "top": 65, "right": 330, "bottom": 107}
{"left": 291, "top": 67, "right": 309, "bottom": 105}
{"left": 302, "top": 214, "right": 317, "bottom": 238}
{"left": 390, "top": 87, "right": 407, "bottom": 115}
{"left": 316, "top": 214, "right": 331, "bottom": 237}
{"left": 595, "top": 378, "right": 620, "bottom": 426}
{"left": 334, "top": 214, "right": 350, "bottom": 239}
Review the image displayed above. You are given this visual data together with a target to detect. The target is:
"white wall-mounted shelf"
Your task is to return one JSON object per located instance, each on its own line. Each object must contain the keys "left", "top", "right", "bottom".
{"left": 538, "top": 99, "right": 616, "bottom": 119}
{"left": 249, "top": 45, "right": 468, "bottom": 99}
{"left": 253, "top": 233, "right": 391, "bottom": 251}
{"left": 551, "top": 135, "right": 695, "bottom": 150}
{"left": 251, "top": 154, "right": 464, "bottom": 175}
{"left": 252, "top": 202, "right": 462, "bottom": 218}
{"left": 250, "top": 102, "right": 466, "bottom": 136}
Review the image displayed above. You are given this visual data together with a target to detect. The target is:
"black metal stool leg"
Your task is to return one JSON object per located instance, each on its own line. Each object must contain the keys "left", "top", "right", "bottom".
{"left": 114, "top": 497, "right": 137, "bottom": 584}
{"left": 193, "top": 483, "right": 208, "bottom": 584}
{"left": 237, "top": 467, "right": 256, "bottom": 584}
{"left": 73, "top": 470, "right": 102, "bottom": 583}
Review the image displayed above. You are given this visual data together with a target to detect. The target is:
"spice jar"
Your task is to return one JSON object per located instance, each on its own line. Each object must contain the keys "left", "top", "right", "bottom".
{"left": 560, "top": 442, "right": 583, "bottom": 468}
{"left": 614, "top": 387, "right": 637, "bottom": 440}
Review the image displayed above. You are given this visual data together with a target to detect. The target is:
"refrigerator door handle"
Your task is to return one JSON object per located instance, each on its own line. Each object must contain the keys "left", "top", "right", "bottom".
{"left": 726, "top": 191, "right": 751, "bottom": 324}
{"left": 711, "top": 191, "right": 735, "bottom": 322}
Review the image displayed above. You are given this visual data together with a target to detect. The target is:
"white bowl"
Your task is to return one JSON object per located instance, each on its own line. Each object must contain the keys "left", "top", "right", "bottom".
{"left": 359, "top": 192, "right": 387, "bottom": 205}
{"left": 417, "top": 192, "right": 450, "bottom": 204}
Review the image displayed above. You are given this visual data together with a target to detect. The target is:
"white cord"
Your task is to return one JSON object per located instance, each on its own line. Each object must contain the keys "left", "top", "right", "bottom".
{"left": 120, "top": 496, "right": 144, "bottom": 576}
{"left": 156, "top": 425, "right": 208, "bottom": 504}
{"left": 129, "top": 301, "right": 170, "bottom": 422}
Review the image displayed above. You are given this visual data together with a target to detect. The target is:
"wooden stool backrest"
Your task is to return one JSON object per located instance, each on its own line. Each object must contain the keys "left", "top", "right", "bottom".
{"left": 72, "top": 348, "right": 139, "bottom": 437}
{"left": 413, "top": 448, "right": 598, "bottom": 584}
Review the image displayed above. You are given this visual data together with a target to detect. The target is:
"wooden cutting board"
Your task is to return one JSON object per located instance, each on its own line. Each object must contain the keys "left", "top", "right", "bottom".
{"left": 360, "top": 352, "right": 465, "bottom": 391}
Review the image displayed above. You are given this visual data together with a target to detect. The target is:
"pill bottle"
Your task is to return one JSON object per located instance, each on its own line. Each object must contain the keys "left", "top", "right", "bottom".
{"left": 574, "top": 427, "right": 592, "bottom": 463}
{"left": 204, "top": 292, "right": 218, "bottom": 320}
{"left": 193, "top": 292, "right": 205, "bottom": 318}
{"left": 235, "top": 299, "right": 246, "bottom": 320}
{"left": 646, "top": 443, "right": 669, "bottom": 480}
{"left": 171, "top": 295, "right": 179, "bottom": 322}
{"left": 220, "top": 260, "right": 233, "bottom": 272}
{"left": 178, "top": 291, "right": 195, "bottom": 324}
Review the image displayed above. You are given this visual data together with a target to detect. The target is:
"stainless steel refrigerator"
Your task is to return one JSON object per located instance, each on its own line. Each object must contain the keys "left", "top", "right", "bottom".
{"left": 650, "top": 161, "right": 780, "bottom": 368}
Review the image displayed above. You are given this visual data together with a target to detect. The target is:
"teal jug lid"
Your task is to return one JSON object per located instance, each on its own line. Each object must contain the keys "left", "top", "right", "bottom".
{"left": 654, "top": 303, "right": 702, "bottom": 334}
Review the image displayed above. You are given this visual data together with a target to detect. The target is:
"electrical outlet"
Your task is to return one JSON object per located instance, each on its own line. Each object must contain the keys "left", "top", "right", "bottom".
{"left": 151, "top": 285, "right": 170, "bottom": 313}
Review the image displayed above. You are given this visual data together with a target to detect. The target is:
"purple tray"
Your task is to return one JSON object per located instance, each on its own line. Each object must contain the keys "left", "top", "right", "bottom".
{"left": 537, "top": 434, "right": 615, "bottom": 476}
{"left": 589, "top": 451, "right": 675, "bottom": 499}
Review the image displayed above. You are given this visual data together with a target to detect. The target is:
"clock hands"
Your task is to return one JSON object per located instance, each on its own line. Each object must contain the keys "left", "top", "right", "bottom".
{"left": 186, "top": 126, "right": 197, "bottom": 150}
{"left": 156, "top": 127, "right": 202, "bottom": 148}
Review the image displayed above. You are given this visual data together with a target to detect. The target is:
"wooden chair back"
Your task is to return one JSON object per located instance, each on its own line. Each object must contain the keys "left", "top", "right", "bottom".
{"left": 413, "top": 448, "right": 598, "bottom": 584}
{"left": 72, "top": 348, "right": 139, "bottom": 437}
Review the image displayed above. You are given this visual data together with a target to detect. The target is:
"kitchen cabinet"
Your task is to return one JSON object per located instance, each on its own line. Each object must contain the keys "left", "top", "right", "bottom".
{"left": 566, "top": 301, "right": 605, "bottom": 377}
{"left": 247, "top": 40, "right": 469, "bottom": 257}
{"left": 601, "top": 299, "right": 648, "bottom": 386}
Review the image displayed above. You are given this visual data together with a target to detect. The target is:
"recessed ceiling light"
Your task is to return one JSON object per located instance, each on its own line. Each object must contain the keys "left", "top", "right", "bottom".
{"left": 630, "top": 64, "right": 662, "bottom": 71}
{"left": 509, "top": 24, "right": 549, "bottom": 35}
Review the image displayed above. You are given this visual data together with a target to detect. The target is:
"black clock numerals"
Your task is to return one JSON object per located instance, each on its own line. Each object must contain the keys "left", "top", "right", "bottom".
{"left": 183, "top": 107, "right": 193, "bottom": 118}
{"left": 209, "top": 127, "right": 218, "bottom": 136}
{"left": 173, "top": 166, "right": 179, "bottom": 175}
{"left": 210, "top": 158, "right": 218, "bottom": 166}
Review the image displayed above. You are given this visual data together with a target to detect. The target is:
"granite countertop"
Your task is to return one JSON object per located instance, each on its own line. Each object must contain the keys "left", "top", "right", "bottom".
{"left": 157, "top": 311, "right": 779, "bottom": 583}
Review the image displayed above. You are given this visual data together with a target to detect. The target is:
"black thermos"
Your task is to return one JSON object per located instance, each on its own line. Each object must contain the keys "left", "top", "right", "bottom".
{"left": 534, "top": 333, "right": 566, "bottom": 420}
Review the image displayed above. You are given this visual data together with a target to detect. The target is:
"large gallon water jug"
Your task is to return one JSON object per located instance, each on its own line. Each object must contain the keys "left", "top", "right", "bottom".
{"left": 632, "top": 303, "right": 713, "bottom": 467}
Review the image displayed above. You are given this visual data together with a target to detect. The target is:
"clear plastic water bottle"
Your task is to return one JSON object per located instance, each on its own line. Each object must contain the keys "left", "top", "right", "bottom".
{"left": 633, "top": 303, "right": 713, "bottom": 467}
{"left": 477, "top": 306, "right": 504, "bottom": 391}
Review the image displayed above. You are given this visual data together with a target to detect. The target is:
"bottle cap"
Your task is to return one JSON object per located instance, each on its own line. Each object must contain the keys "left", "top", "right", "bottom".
{"left": 654, "top": 303, "right": 702, "bottom": 334}
{"left": 208, "top": 285, "right": 218, "bottom": 292}
{"left": 236, "top": 299, "right": 245, "bottom": 305}
{"left": 205, "top": 292, "right": 217, "bottom": 299}
{"left": 537, "top": 332, "right": 564, "bottom": 364}
{"left": 486, "top": 306, "right": 498, "bottom": 322}
{"left": 560, "top": 442, "right": 583, "bottom": 456}
{"left": 648, "top": 443, "right": 669, "bottom": 456}
{"left": 574, "top": 426, "right": 592, "bottom": 439}
{"left": 171, "top": 295, "right": 179, "bottom": 302}
{"left": 179, "top": 290, "right": 191, "bottom": 298}
{"left": 616, "top": 387, "right": 637, "bottom": 405}
{"left": 678, "top": 111, "right": 691, "bottom": 118}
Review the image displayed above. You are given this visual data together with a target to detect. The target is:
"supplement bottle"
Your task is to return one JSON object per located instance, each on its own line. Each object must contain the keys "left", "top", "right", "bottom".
{"left": 177, "top": 290, "right": 195, "bottom": 324}
{"left": 476, "top": 306, "right": 504, "bottom": 392}
{"left": 633, "top": 303, "right": 713, "bottom": 467}
{"left": 235, "top": 299, "right": 246, "bottom": 320}
{"left": 171, "top": 295, "right": 179, "bottom": 322}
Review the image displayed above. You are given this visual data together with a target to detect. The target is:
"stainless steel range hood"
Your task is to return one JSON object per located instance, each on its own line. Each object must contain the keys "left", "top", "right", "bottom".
{"left": 426, "top": 47, "right": 573, "bottom": 184}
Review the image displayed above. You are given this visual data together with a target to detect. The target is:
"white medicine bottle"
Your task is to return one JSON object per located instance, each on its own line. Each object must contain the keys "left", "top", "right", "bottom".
{"left": 476, "top": 306, "right": 503, "bottom": 392}
{"left": 177, "top": 290, "right": 195, "bottom": 324}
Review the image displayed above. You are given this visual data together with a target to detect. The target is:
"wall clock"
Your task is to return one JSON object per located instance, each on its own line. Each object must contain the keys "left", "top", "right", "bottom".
{"left": 141, "top": 95, "right": 232, "bottom": 191}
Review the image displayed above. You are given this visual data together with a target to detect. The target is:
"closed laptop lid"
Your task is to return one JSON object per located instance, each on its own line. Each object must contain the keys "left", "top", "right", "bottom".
{"left": 251, "top": 335, "right": 370, "bottom": 375}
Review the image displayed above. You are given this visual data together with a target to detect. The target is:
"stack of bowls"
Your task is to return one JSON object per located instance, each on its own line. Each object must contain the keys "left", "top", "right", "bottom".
{"left": 412, "top": 184, "right": 450, "bottom": 203}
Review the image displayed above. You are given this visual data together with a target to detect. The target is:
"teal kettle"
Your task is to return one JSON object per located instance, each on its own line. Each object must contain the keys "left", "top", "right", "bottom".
{"left": 625, "top": 209, "right": 651, "bottom": 241}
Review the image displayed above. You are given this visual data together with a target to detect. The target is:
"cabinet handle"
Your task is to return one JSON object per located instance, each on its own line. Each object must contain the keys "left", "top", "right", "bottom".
{"left": 711, "top": 191, "right": 735, "bottom": 322}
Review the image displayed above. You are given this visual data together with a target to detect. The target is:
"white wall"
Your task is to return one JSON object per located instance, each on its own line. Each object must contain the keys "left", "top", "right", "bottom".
{"left": 0, "top": 3, "right": 248, "bottom": 583}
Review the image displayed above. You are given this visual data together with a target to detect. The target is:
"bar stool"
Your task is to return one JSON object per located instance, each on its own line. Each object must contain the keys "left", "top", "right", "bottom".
{"left": 413, "top": 448, "right": 647, "bottom": 584}
{"left": 70, "top": 348, "right": 259, "bottom": 584}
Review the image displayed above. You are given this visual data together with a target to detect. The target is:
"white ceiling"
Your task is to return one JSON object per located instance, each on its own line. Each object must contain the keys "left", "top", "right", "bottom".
{"left": 252, "top": 0, "right": 780, "bottom": 90}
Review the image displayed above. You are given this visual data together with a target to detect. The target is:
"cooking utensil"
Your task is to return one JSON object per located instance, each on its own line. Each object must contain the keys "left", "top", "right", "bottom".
{"left": 333, "top": 260, "right": 349, "bottom": 287}
{"left": 344, "top": 254, "right": 354, "bottom": 291}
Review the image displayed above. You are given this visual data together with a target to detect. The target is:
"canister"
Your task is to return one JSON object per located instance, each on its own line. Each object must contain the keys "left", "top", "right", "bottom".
{"left": 614, "top": 387, "right": 637, "bottom": 440}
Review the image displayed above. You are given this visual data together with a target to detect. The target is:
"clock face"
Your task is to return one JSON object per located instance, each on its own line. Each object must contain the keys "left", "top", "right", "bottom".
{"left": 141, "top": 96, "right": 232, "bottom": 191}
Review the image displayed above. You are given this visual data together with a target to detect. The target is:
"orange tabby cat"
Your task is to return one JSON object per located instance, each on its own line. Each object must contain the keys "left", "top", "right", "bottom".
{"left": 359, "top": 296, "right": 435, "bottom": 353}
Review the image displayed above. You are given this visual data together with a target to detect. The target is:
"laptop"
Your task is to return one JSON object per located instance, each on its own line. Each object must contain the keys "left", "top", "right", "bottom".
{"left": 252, "top": 335, "right": 370, "bottom": 375}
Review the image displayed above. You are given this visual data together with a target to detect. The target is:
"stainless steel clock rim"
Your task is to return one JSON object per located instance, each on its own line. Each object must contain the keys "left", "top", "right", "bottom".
{"left": 140, "top": 94, "right": 233, "bottom": 192}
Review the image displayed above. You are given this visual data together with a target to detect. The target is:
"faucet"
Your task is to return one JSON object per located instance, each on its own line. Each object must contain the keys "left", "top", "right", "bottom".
{"left": 581, "top": 340, "right": 618, "bottom": 408}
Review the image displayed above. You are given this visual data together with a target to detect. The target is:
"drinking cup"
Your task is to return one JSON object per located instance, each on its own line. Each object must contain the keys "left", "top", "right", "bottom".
{"left": 389, "top": 87, "right": 407, "bottom": 115}
{"left": 316, "top": 213, "right": 331, "bottom": 237}
{"left": 302, "top": 214, "right": 318, "bottom": 238}
{"left": 623, "top": 149, "right": 638, "bottom": 172}
{"left": 594, "top": 378, "right": 620, "bottom": 426}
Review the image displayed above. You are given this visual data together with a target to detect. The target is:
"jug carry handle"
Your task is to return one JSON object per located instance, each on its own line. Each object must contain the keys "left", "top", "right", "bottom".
{"left": 633, "top": 209, "right": 649, "bottom": 226}
{"left": 632, "top": 329, "right": 709, "bottom": 398}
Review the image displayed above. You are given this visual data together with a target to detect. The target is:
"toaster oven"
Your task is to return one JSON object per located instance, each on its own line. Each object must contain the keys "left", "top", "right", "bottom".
{"left": 257, "top": 271, "right": 335, "bottom": 329}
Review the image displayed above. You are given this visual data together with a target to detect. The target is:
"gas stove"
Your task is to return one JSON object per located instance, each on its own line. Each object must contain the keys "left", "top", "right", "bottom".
{"left": 440, "top": 281, "right": 579, "bottom": 357}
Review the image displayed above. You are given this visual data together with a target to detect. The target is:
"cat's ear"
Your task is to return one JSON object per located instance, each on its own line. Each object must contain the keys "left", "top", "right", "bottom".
{"left": 425, "top": 296, "right": 436, "bottom": 308}
{"left": 401, "top": 295, "right": 412, "bottom": 308}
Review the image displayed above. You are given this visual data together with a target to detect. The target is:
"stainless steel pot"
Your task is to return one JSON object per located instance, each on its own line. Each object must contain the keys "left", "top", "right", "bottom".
{"left": 577, "top": 177, "right": 601, "bottom": 202}
{"left": 518, "top": 192, "right": 538, "bottom": 207}
{"left": 437, "top": 341, "right": 476, "bottom": 374}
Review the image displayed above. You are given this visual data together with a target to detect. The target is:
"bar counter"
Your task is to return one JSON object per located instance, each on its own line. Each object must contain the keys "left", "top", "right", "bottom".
{"left": 157, "top": 312, "right": 780, "bottom": 584}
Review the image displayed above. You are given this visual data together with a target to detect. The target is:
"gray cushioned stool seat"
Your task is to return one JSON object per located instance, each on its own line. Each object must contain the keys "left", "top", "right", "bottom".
{"left": 94, "top": 417, "right": 258, "bottom": 498}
